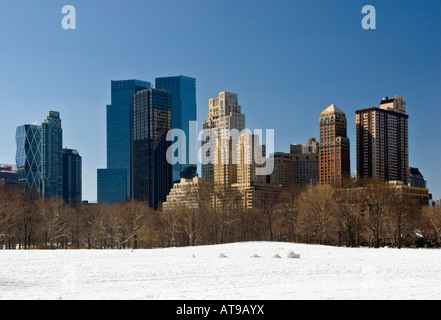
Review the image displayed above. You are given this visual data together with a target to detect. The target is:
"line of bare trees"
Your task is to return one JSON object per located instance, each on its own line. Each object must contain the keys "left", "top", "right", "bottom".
{"left": 1, "top": 179, "right": 440, "bottom": 250}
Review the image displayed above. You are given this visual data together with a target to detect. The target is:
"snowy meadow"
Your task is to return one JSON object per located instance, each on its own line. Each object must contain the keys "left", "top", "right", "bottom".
{"left": 0, "top": 242, "right": 440, "bottom": 300}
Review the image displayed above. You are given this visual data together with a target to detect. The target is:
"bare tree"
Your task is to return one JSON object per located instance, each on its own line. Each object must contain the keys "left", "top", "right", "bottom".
{"left": 359, "top": 179, "right": 391, "bottom": 248}
{"left": 296, "top": 185, "right": 338, "bottom": 245}
{"left": 335, "top": 187, "right": 364, "bottom": 247}
{"left": 38, "top": 198, "right": 68, "bottom": 249}
{"left": 419, "top": 206, "right": 441, "bottom": 247}
{"left": 277, "top": 186, "right": 303, "bottom": 243}
{"left": 386, "top": 187, "right": 413, "bottom": 248}
{"left": 119, "top": 200, "right": 150, "bottom": 249}
{"left": 159, "top": 206, "right": 184, "bottom": 247}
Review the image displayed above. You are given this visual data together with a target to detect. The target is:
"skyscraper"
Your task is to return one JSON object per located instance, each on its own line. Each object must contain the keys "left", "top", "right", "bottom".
{"left": 132, "top": 88, "right": 172, "bottom": 210}
{"left": 41, "top": 111, "right": 63, "bottom": 199}
{"left": 15, "top": 124, "right": 42, "bottom": 191}
{"left": 319, "top": 105, "right": 351, "bottom": 185}
{"left": 202, "top": 92, "right": 246, "bottom": 181}
{"left": 356, "top": 96, "right": 409, "bottom": 184}
{"left": 98, "top": 79, "right": 151, "bottom": 205}
{"left": 155, "top": 75, "right": 197, "bottom": 182}
{"left": 231, "top": 133, "right": 280, "bottom": 210}
{"left": 63, "top": 148, "right": 82, "bottom": 206}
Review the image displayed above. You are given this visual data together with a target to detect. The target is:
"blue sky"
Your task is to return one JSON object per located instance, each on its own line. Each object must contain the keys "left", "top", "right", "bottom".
{"left": 0, "top": 0, "right": 440, "bottom": 202}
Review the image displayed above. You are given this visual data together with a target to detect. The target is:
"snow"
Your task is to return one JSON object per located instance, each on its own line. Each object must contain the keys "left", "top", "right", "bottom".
{"left": 0, "top": 241, "right": 440, "bottom": 300}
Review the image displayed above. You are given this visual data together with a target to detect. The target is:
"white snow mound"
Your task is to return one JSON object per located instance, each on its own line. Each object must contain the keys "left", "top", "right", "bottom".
{"left": 287, "top": 251, "right": 300, "bottom": 259}
{"left": 250, "top": 254, "right": 261, "bottom": 258}
{"left": 218, "top": 253, "right": 228, "bottom": 258}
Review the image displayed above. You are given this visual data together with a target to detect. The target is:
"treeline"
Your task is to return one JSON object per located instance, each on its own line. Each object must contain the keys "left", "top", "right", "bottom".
{"left": 0, "top": 179, "right": 440, "bottom": 250}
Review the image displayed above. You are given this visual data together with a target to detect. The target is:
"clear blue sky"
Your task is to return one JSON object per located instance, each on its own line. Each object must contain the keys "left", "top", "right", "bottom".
{"left": 0, "top": 0, "right": 440, "bottom": 202}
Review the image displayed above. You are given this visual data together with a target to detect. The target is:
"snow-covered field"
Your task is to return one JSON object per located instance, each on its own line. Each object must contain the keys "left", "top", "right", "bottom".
{"left": 0, "top": 242, "right": 440, "bottom": 300}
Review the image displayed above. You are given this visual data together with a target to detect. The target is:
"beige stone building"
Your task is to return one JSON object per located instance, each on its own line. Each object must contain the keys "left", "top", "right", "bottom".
{"left": 212, "top": 133, "right": 280, "bottom": 210}
{"left": 162, "top": 177, "right": 208, "bottom": 211}
{"left": 202, "top": 92, "right": 246, "bottom": 181}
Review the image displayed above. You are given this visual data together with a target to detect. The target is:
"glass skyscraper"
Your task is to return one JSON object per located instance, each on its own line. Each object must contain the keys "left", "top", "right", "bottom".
{"left": 155, "top": 76, "right": 197, "bottom": 182}
{"left": 98, "top": 79, "right": 151, "bottom": 205}
{"left": 133, "top": 88, "right": 172, "bottom": 210}
{"left": 15, "top": 124, "right": 42, "bottom": 191}
{"left": 63, "top": 148, "right": 82, "bottom": 206}
{"left": 41, "top": 111, "right": 63, "bottom": 199}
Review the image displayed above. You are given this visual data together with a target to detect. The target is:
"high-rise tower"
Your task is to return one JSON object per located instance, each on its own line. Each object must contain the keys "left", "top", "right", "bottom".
{"left": 41, "top": 111, "right": 63, "bottom": 199}
{"left": 98, "top": 79, "right": 151, "bottom": 205}
{"left": 202, "top": 92, "right": 245, "bottom": 181}
{"left": 63, "top": 148, "right": 82, "bottom": 206}
{"left": 319, "top": 105, "right": 351, "bottom": 185}
{"left": 155, "top": 75, "right": 197, "bottom": 182}
{"left": 15, "top": 124, "right": 42, "bottom": 191}
{"left": 132, "top": 88, "right": 172, "bottom": 210}
{"left": 356, "top": 96, "right": 409, "bottom": 184}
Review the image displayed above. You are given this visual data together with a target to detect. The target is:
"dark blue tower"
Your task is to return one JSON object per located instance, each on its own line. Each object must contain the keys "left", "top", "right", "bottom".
{"left": 155, "top": 75, "right": 197, "bottom": 182}
{"left": 98, "top": 79, "right": 151, "bottom": 205}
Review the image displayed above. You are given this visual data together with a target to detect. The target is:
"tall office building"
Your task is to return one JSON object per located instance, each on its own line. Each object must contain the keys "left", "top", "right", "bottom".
{"left": 234, "top": 133, "right": 268, "bottom": 189}
{"left": 202, "top": 92, "right": 246, "bottom": 181}
{"left": 132, "top": 88, "right": 172, "bottom": 210}
{"left": 155, "top": 75, "right": 197, "bottom": 182}
{"left": 15, "top": 125, "right": 42, "bottom": 191}
{"left": 214, "top": 137, "right": 237, "bottom": 193}
{"left": 356, "top": 96, "right": 409, "bottom": 184}
{"left": 232, "top": 133, "right": 280, "bottom": 210}
{"left": 63, "top": 148, "right": 82, "bottom": 206}
{"left": 41, "top": 111, "right": 63, "bottom": 199}
{"left": 319, "top": 105, "right": 351, "bottom": 185}
{"left": 98, "top": 79, "right": 151, "bottom": 205}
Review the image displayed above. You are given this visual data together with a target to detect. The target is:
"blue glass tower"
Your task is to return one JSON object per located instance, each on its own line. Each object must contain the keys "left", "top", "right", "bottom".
{"left": 41, "top": 111, "right": 63, "bottom": 199}
{"left": 155, "top": 75, "right": 197, "bottom": 182}
{"left": 15, "top": 125, "right": 42, "bottom": 191}
{"left": 98, "top": 79, "right": 151, "bottom": 205}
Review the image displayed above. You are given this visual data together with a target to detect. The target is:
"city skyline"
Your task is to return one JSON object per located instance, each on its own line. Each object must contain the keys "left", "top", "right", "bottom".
{"left": 0, "top": 0, "right": 440, "bottom": 202}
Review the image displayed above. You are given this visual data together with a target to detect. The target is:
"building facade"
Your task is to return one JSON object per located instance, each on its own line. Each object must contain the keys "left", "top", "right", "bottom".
{"left": 202, "top": 92, "right": 246, "bottom": 181}
{"left": 15, "top": 124, "right": 42, "bottom": 191}
{"left": 291, "top": 142, "right": 320, "bottom": 186}
{"left": 132, "top": 88, "right": 172, "bottom": 210}
{"left": 356, "top": 96, "right": 409, "bottom": 185}
{"left": 273, "top": 152, "right": 295, "bottom": 187}
{"left": 41, "top": 111, "right": 63, "bottom": 199}
{"left": 410, "top": 167, "right": 426, "bottom": 189}
{"left": 273, "top": 138, "right": 319, "bottom": 188}
{"left": 163, "top": 177, "right": 207, "bottom": 211}
{"left": 211, "top": 133, "right": 280, "bottom": 210}
{"left": 233, "top": 133, "right": 280, "bottom": 210}
{"left": 98, "top": 79, "right": 151, "bottom": 205}
{"left": 62, "top": 148, "right": 82, "bottom": 206}
{"left": 155, "top": 75, "right": 197, "bottom": 182}
{"left": 0, "top": 165, "right": 21, "bottom": 189}
{"left": 319, "top": 105, "right": 351, "bottom": 185}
